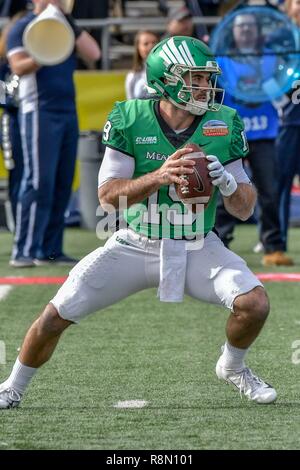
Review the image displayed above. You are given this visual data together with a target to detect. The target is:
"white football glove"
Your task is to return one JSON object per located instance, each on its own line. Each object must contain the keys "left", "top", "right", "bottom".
{"left": 206, "top": 155, "right": 237, "bottom": 197}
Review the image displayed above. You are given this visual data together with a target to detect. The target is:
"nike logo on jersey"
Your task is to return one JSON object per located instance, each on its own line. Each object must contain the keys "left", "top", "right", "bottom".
{"left": 194, "top": 142, "right": 210, "bottom": 148}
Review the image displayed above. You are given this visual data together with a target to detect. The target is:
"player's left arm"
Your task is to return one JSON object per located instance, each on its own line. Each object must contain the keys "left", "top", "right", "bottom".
{"left": 208, "top": 110, "right": 256, "bottom": 221}
{"left": 223, "top": 181, "right": 256, "bottom": 221}
{"left": 207, "top": 156, "right": 257, "bottom": 221}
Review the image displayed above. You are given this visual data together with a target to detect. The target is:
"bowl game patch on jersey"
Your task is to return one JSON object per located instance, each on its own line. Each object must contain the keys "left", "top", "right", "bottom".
{"left": 202, "top": 120, "right": 229, "bottom": 136}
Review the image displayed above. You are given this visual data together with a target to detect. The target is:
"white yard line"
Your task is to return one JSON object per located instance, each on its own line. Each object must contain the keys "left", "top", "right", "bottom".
{"left": 0, "top": 286, "right": 13, "bottom": 365}
{"left": 113, "top": 400, "right": 148, "bottom": 408}
{"left": 0, "top": 285, "right": 13, "bottom": 301}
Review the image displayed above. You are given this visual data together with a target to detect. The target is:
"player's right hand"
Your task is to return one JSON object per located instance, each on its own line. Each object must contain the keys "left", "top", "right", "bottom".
{"left": 154, "top": 147, "right": 196, "bottom": 186}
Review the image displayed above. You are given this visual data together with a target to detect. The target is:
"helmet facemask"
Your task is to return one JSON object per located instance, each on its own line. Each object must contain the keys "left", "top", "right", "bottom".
{"left": 164, "top": 64, "right": 224, "bottom": 116}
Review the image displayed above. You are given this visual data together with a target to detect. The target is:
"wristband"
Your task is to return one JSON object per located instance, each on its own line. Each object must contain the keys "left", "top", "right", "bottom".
{"left": 218, "top": 171, "right": 237, "bottom": 197}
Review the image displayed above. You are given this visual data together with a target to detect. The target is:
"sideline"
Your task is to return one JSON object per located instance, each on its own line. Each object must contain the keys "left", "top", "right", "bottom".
{"left": 1, "top": 273, "right": 300, "bottom": 285}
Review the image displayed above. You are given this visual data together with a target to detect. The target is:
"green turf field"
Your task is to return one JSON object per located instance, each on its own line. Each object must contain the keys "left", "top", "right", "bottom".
{"left": 0, "top": 226, "right": 300, "bottom": 450}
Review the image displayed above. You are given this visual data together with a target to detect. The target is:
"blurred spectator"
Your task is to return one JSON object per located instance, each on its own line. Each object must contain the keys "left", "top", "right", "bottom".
{"left": 72, "top": 0, "right": 109, "bottom": 20}
{"left": 165, "top": 5, "right": 208, "bottom": 41}
{"left": 0, "top": 0, "right": 31, "bottom": 16}
{"left": 0, "top": 0, "right": 28, "bottom": 229}
{"left": 183, "top": 0, "right": 240, "bottom": 19}
{"left": 157, "top": 0, "right": 168, "bottom": 16}
{"left": 215, "top": 12, "right": 293, "bottom": 266}
{"left": 266, "top": 0, "right": 286, "bottom": 8}
{"left": 125, "top": 30, "right": 159, "bottom": 100}
{"left": 6, "top": 0, "right": 101, "bottom": 267}
{"left": 72, "top": 0, "right": 111, "bottom": 68}
{"left": 218, "top": 0, "right": 241, "bottom": 16}
{"left": 183, "top": 1, "right": 209, "bottom": 40}
{"left": 167, "top": 6, "right": 194, "bottom": 37}
{"left": 185, "top": 0, "right": 220, "bottom": 17}
{"left": 274, "top": 0, "right": 300, "bottom": 251}
{"left": 285, "top": 0, "right": 300, "bottom": 21}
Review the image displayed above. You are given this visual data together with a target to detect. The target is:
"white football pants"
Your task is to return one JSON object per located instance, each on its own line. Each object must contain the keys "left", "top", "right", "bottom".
{"left": 51, "top": 228, "right": 262, "bottom": 322}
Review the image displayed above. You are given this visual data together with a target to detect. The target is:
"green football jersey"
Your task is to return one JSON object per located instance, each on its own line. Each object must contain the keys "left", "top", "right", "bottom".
{"left": 102, "top": 99, "right": 248, "bottom": 239}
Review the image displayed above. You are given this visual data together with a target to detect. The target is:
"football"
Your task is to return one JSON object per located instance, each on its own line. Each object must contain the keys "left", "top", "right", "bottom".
{"left": 175, "top": 143, "right": 213, "bottom": 209}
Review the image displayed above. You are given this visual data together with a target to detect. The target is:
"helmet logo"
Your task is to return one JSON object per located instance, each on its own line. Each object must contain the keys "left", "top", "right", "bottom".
{"left": 206, "top": 61, "right": 218, "bottom": 68}
{"left": 159, "top": 38, "right": 196, "bottom": 66}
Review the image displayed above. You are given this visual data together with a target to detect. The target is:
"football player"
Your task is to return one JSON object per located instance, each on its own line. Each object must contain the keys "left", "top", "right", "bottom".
{"left": 0, "top": 36, "right": 276, "bottom": 408}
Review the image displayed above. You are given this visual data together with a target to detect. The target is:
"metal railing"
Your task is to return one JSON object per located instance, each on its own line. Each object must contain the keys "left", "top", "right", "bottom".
{"left": 0, "top": 16, "right": 220, "bottom": 70}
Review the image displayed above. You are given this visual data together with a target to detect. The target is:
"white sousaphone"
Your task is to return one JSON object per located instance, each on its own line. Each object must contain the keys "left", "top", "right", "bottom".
{"left": 23, "top": 1, "right": 75, "bottom": 66}
{"left": 60, "top": 0, "right": 74, "bottom": 14}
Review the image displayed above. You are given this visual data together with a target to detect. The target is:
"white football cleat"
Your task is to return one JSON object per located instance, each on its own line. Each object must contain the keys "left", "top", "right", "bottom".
{"left": 0, "top": 387, "right": 22, "bottom": 409}
{"left": 216, "top": 358, "right": 277, "bottom": 404}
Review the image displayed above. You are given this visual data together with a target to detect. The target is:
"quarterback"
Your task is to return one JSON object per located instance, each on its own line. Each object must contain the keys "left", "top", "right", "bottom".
{"left": 0, "top": 36, "right": 276, "bottom": 408}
